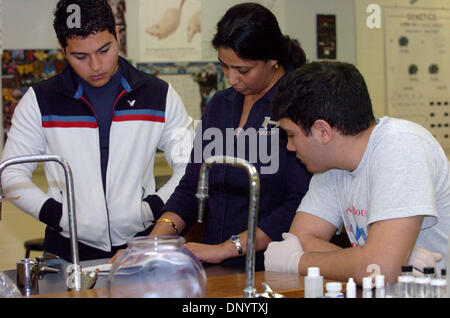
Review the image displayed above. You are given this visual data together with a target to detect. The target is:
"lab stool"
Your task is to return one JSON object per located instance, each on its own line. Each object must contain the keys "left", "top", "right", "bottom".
{"left": 24, "top": 238, "right": 44, "bottom": 258}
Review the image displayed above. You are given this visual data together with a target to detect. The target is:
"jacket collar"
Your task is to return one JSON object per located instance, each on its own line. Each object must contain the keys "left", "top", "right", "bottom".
{"left": 56, "top": 56, "right": 145, "bottom": 98}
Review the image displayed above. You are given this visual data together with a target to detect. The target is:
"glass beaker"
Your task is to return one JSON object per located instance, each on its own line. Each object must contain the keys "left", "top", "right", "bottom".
{"left": 107, "top": 236, "right": 207, "bottom": 298}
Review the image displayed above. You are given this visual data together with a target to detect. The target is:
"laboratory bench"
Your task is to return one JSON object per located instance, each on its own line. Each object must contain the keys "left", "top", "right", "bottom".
{"left": 2, "top": 258, "right": 339, "bottom": 298}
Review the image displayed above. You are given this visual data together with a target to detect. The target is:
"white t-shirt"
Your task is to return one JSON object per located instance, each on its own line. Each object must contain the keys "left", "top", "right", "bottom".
{"left": 298, "top": 116, "right": 450, "bottom": 268}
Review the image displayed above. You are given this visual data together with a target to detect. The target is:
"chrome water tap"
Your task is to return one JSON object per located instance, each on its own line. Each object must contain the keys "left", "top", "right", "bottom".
{"left": 0, "top": 154, "right": 83, "bottom": 291}
{"left": 196, "top": 155, "right": 260, "bottom": 298}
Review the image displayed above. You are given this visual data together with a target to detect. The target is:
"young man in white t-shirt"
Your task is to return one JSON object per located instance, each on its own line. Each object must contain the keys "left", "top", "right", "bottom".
{"left": 265, "top": 61, "right": 450, "bottom": 284}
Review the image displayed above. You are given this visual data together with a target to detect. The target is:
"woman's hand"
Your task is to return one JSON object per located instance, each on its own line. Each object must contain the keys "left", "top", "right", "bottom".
{"left": 184, "top": 241, "right": 237, "bottom": 264}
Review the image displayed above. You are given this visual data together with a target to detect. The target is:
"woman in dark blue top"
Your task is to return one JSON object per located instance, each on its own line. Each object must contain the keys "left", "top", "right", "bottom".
{"left": 151, "top": 3, "right": 311, "bottom": 270}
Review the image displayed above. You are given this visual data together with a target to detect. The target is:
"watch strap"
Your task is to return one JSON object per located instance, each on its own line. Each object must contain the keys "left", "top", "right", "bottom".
{"left": 230, "top": 235, "right": 244, "bottom": 256}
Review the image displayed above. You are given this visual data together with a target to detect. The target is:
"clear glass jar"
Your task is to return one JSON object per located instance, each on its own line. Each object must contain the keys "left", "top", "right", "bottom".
{"left": 107, "top": 236, "right": 207, "bottom": 298}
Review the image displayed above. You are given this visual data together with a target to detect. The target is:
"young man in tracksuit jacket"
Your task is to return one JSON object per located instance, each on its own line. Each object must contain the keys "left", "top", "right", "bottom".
{"left": 0, "top": 0, "right": 193, "bottom": 261}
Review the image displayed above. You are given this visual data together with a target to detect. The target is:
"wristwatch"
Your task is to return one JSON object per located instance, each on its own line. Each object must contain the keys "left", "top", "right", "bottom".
{"left": 230, "top": 235, "right": 244, "bottom": 256}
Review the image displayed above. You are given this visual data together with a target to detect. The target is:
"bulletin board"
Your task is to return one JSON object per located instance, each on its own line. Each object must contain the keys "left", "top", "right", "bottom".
{"left": 1, "top": 49, "right": 67, "bottom": 141}
{"left": 384, "top": 6, "right": 450, "bottom": 154}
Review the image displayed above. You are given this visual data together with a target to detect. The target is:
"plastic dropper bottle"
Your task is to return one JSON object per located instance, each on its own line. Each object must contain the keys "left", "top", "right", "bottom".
{"left": 362, "top": 277, "right": 373, "bottom": 298}
{"left": 346, "top": 278, "right": 356, "bottom": 298}
{"left": 375, "top": 275, "right": 385, "bottom": 298}
{"left": 324, "top": 282, "right": 344, "bottom": 298}
{"left": 304, "top": 267, "right": 324, "bottom": 298}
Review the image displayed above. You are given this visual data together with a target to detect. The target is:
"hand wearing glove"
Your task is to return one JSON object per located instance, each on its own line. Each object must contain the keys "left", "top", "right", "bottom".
{"left": 408, "top": 246, "right": 442, "bottom": 277}
{"left": 264, "top": 232, "right": 304, "bottom": 275}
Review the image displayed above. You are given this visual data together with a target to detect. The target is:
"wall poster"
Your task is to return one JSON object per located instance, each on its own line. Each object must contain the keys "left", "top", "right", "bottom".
{"left": 139, "top": 0, "right": 202, "bottom": 62}
{"left": 384, "top": 6, "right": 450, "bottom": 154}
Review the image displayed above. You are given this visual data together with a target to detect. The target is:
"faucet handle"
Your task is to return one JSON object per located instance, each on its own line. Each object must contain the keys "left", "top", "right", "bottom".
{"left": 35, "top": 253, "right": 60, "bottom": 278}
{"left": 256, "top": 282, "right": 286, "bottom": 298}
{"left": 36, "top": 253, "right": 59, "bottom": 262}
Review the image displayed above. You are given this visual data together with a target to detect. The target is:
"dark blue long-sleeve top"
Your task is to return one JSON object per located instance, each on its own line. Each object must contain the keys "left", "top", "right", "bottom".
{"left": 162, "top": 73, "right": 311, "bottom": 270}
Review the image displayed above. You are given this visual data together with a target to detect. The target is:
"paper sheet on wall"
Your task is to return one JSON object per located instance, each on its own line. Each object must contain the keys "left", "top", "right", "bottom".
{"left": 139, "top": 0, "right": 202, "bottom": 62}
{"left": 159, "top": 73, "right": 202, "bottom": 121}
{"left": 0, "top": 0, "right": 3, "bottom": 56}
{"left": 384, "top": 6, "right": 450, "bottom": 154}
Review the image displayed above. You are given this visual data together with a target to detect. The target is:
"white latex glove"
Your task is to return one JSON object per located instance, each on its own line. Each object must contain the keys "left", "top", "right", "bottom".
{"left": 408, "top": 246, "right": 442, "bottom": 277}
{"left": 264, "top": 232, "right": 304, "bottom": 275}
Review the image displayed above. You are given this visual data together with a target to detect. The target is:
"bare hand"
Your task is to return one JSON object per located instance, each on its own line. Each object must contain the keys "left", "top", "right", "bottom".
{"left": 184, "top": 242, "right": 229, "bottom": 264}
{"left": 108, "top": 249, "right": 125, "bottom": 264}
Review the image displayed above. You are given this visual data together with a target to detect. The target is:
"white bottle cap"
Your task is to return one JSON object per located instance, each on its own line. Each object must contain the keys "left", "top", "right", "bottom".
{"left": 346, "top": 278, "right": 356, "bottom": 298}
{"left": 398, "top": 275, "right": 414, "bottom": 283}
{"left": 362, "top": 276, "right": 372, "bottom": 289}
{"left": 414, "top": 277, "right": 430, "bottom": 284}
{"left": 307, "top": 267, "right": 320, "bottom": 277}
{"left": 430, "top": 278, "right": 446, "bottom": 286}
{"left": 375, "top": 275, "right": 385, "bottom": 288}
{"left": 326, "top": 282, "right": 342, "bottom": 292}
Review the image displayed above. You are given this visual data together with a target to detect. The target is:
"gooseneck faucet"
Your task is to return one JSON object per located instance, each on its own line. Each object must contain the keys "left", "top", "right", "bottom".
{"left": 196, "top": 155, "right": 260, "bottom": 298}
{"left": 0, "top": 154, "right": 82, "bottom": 291}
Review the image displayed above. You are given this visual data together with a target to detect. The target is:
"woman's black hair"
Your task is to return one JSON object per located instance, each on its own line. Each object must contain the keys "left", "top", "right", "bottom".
{"left": 53, "top": 0, "right": 116, "bottom": 48}
{"left": 212, "top": 2, "right": 306, "bottom": 69}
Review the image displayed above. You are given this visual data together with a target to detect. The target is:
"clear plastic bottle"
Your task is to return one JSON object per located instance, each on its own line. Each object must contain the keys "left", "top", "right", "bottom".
{"left": 414, "top": 276, "right": 431, "bottom": 298}
{"left": 346, "top": 278, "right": 356, "bottom": 298}
{"left": 325, "top": 282, "right": 344, "bottom": 298}
{"left": 375, "top": 275, "right": 385, "bottom": 298}
{"left": 304, "top": 267, "right": 324, "bottom": 298}
{"left": 397, "top": 275, "right": 415, "bottom": 298}
{"left": 430, "top": 278, "right": 447, "bottom": 298}
{"left": 362, "top": 276, "right": 373, "bottom": 298}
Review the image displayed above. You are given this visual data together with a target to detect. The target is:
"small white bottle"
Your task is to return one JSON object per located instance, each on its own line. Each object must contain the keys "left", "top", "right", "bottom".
{"left": 304, "top": 267, "right": 324, "bottom": 298}
{"left": 362, "top": 276, "right": 373, "bottom": 298}
{"left": 346, "top": 277, "right": 356, "bottom": 298}
{"left": 375, "top": 275, "right": 385, "bottom": 298}
{"left": 325, "top": 282, "right": 344, "bottom": 298}
{"left": 430, "top": 278, "right": 447, "bottom": 298}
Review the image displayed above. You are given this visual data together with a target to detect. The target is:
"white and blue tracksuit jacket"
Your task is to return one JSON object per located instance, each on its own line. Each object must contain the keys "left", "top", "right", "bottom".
{"left": 1, "top": 57, "right": 193, "bottom": 253}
